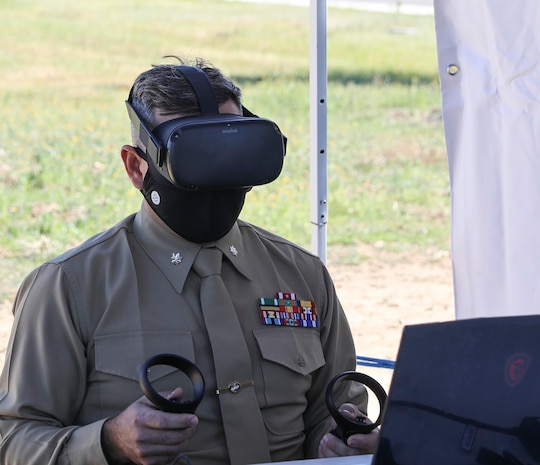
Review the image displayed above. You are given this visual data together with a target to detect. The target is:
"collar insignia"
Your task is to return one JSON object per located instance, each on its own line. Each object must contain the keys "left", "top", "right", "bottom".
{"left": 171, "top": 252, "right": 183, "bottom": 265}
{"left": 258, "top": 292, "right": 318, "bottom": 328}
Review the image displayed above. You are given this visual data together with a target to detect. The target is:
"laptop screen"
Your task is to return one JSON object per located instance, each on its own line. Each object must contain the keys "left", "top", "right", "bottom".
{"left": 372, "top": 315, "right": 540, "bottom": 465}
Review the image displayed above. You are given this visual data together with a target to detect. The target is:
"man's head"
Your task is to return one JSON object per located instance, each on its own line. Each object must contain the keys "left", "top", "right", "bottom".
{"left": 121, "top": 57, "right": 251, "bottom": 244}
{"left": 122, "top": 57, "right": 285, "bottom": 243}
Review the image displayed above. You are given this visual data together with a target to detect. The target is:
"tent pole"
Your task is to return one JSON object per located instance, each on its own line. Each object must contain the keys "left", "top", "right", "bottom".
{"left": 310, "top": 0, "right": 328, "bottom": 263}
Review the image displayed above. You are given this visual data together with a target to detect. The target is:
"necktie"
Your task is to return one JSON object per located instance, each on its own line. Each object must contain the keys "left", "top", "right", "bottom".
{"left": 192, "top": 247, "right": 271, "bottom": 465}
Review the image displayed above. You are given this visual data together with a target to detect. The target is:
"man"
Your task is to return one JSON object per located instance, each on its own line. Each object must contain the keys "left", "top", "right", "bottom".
{"left": 0, "top": 57, "right": 378, "bottom": 464}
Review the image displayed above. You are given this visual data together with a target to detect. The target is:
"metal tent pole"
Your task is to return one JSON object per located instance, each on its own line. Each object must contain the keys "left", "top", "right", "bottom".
{"left": 309, "top": 0, "right": 328, "bottom": 263}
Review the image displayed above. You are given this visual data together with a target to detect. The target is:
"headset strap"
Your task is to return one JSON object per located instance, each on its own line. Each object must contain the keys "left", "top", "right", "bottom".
{"left": 177, "top": 66, "right": 220, "bottom": 116}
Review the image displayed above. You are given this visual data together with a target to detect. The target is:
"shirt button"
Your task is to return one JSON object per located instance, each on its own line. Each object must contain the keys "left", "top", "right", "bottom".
{"left": 297, "top": 356, "right": 305, "bottom": 367}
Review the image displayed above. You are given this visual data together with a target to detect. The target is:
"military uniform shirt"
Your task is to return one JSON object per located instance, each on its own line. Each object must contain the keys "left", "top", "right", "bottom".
{"left": 0, "top": 206, "right": 363, "bottom": 465}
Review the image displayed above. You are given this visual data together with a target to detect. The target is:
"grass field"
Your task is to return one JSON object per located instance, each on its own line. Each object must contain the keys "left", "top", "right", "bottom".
{"left": 0, "top": 0, "right": 449, "bottom": 304}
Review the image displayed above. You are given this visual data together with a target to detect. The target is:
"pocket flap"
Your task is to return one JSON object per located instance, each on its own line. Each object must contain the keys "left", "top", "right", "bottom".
{"left": 253, "top": 328, "right": 325, "bottom": 375}
{"left": 95, "top": 331, "right": 195, "bottom": 382}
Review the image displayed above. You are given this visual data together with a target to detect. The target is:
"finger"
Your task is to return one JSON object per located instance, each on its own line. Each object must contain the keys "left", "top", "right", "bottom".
{"left": 319, "top": 432, "right": 339, "bottom": 458}
{"left": 165, "top": 387, "right": 185, "bottom": 402}
{"left": 338, "top": 407, "right": 356, "bottom": 420}
{"left": 128, "top": 446, "right": 191, "bottom": 465}
{"left": 138, "top": 386, "right": 186, "bottom": 412}
{"left": 338, "top": 403, "right": 373, "bottom": 426}
{"left": 338, "top": 403, "right": 362, "bottom": 419}
{"left": 132, "top": 400, "right": 198, "bottom": 432}
{"left": 346, "top": 429, "right": 380, "bottom": 454}
{"left": 319, "top": 432, "right": 358, "bottom": 458}
{"left": 145, "top": 410, "right": 199, "bottom": 432}
{"left": 142, "top": 421, "right": 198, "bottom": 447}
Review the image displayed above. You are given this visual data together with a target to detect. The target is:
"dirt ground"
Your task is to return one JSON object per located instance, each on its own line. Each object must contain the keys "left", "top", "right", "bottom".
{"left": 0, "top": 244, "right": 455, "bottom": 411}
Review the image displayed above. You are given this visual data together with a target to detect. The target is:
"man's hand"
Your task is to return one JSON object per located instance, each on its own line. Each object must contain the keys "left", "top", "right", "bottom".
{"left": 318, "top": 403, "right": 379, "bottom": 458}
{"left": 101, "top": 387, "right": 199, "bottom": 465}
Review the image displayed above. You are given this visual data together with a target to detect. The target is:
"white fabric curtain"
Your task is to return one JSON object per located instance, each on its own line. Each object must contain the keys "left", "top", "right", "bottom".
{"left": 434, "top": 1, "right": 540, "bottom": 318}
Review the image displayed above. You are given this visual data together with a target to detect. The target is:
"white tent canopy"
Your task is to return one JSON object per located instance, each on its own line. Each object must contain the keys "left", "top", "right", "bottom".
{"left": 434, "top": 0, "right": 540, "bottom": 318}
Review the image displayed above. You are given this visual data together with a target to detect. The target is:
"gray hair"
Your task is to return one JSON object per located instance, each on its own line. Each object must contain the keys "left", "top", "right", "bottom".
{"left": 129, "top": 56, "right": 242, "bottom": 129}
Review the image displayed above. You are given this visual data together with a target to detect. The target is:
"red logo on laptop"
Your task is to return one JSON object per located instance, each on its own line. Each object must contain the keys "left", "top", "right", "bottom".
{"left": 505, "top": 353, "right": 531, "bottom": 387}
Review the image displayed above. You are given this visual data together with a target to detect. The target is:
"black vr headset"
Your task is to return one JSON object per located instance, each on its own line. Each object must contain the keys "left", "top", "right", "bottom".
{"left": 126, "top": 65, "right": 287, "bottom": 190}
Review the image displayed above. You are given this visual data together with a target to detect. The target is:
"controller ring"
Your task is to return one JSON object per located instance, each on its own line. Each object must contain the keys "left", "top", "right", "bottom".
{"left": 326, "top": 371, "right": 387, "bottom": 441}
{"left": 139, "top": 354, "right": 205, "bottom": 414}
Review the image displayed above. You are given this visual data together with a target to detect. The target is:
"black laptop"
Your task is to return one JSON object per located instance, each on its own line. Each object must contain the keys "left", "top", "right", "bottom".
{"left": 371, "top": 315, "right": 540, "bottom": 465}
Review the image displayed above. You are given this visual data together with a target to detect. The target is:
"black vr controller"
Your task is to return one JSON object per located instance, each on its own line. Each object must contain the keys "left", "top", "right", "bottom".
{"left": 139, "top": 354, "right": 205, "bottom": 414}
{"left": 326, "top": 371, "right": 388, "bottom": 443}
{"left": 126, "top": 65, "right": 287, "bottom": 191}
{"left": 140, "top": 359, "right": 388, "bottom": 439}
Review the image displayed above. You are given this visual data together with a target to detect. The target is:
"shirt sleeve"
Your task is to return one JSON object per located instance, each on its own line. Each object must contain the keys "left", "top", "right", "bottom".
{"left": 0, "top": 264, "right": 110, "bottom": 465}
{"left": 301, "top": 263, "right": 367, "bottom": 458}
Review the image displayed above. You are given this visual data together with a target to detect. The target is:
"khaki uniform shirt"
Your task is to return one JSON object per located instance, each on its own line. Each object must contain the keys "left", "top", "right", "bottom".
{"left": 0, "top": 207, "right": 363, "bottom": 464}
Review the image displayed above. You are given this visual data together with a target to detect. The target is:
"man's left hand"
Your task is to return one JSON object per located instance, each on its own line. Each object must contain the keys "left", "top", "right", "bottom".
{"left": 318, "top": 429, "right": 379, "bottom": 457}
{"left": 318, "top": 403, "right": 379, "bottom": 457}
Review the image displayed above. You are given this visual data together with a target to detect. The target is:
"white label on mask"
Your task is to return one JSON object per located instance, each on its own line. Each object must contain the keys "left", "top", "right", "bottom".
{"left": 151, "top": 190, "right": 161, "bottom": 206}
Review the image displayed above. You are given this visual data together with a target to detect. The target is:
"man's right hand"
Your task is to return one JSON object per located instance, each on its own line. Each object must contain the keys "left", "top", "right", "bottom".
{"left": 101, "top": 387, "right": 199, "bottom": 465}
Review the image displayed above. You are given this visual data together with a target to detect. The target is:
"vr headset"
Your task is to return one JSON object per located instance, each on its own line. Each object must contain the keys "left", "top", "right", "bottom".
{"left": 126, "top": 65, "right": 287, "bottom": 190}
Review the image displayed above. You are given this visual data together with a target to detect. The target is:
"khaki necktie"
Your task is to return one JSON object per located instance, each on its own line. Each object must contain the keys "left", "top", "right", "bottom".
{"left": 192, "top": 247, "right": 271, "bottom": 465}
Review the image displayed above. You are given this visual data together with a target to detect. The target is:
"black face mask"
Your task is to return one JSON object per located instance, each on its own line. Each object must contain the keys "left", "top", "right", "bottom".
{"left": 141, "top": 167, "right": 247, "bottom": 244}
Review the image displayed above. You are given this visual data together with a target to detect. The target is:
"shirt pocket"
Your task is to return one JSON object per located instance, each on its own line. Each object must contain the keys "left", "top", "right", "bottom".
{"left": 91, "top": 331, "right": 195, "bottom": 415}
{"left": 253, "top": 328, "right": 325, "bottom": 435}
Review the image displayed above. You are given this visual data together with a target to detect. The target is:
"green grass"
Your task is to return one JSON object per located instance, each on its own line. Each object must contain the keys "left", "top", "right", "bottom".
{"left": 0, "top": 0, "right": 449, "bottom": 301}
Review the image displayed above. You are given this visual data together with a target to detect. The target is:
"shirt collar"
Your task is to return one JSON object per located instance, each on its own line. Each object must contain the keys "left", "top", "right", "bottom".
{"left": 134, "top": 206, "right": 252, "bottom": 294}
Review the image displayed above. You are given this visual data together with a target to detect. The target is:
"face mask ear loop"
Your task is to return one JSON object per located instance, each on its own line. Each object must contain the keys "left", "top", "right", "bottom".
{"left": 134, "top": 146, "right": 148, "bottom": 162}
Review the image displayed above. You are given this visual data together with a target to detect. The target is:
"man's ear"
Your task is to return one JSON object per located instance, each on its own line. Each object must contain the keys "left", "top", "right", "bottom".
{"left": 121, "top": 145, "right": 147, "bottom": 189}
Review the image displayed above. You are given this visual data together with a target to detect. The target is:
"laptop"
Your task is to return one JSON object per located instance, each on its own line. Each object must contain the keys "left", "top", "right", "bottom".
{"left": 371, "top": 315, "right": 540, "bottom": 465}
